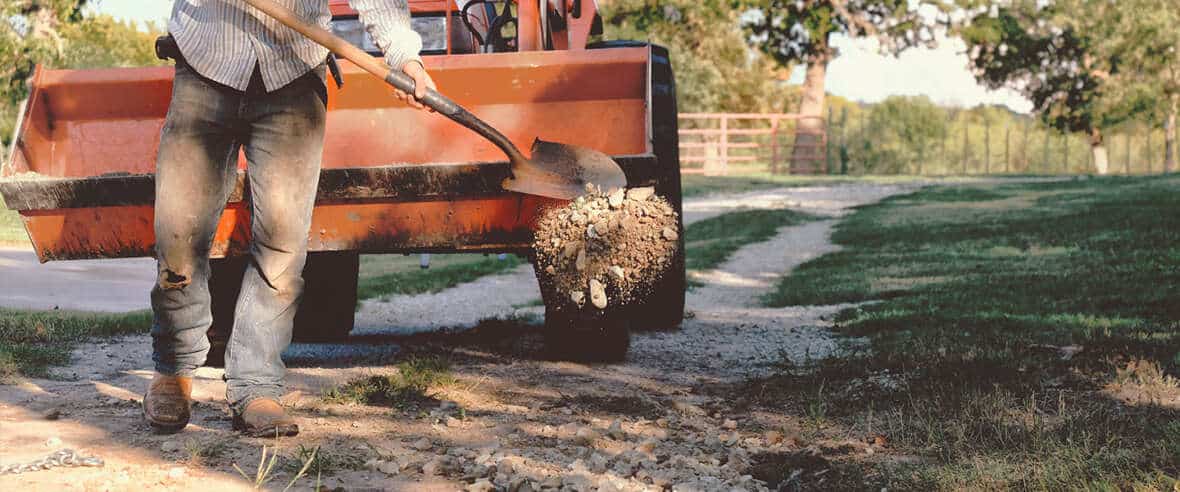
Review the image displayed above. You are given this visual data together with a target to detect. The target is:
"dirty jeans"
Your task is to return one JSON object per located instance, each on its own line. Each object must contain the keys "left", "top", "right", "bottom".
{"left": 150, "top": 61, "right": 326, "bottom": 413}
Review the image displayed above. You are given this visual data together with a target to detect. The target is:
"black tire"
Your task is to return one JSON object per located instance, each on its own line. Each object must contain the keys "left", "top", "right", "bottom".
{"left": 292, "top": 252, "right": 359, "bottom": 343}
{"left": 542, "top": 304, "right": 631, "bottom": 363}
{"left": 589, "top": 43, "right": 685, "bottom": 332}
{"left": 204, "top": 252, "right": 359, "bottom": 367}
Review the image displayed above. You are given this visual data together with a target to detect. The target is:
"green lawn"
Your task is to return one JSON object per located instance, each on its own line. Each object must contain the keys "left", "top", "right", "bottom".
{"left": 748, "top": 176, "right": 1180, "bottom": 489}
{"left": 357, "top": 253, "right": 524, "bottom": 302}
{"left": 0, "top": 196, "right": 27, "bottom": 246}
{"left": 0, "top": 308, "right": 151, "bottom": 381}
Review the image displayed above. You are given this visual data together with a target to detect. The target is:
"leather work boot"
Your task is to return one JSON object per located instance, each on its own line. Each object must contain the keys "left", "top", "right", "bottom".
{"left": 143, "top": 373, "right": 193, "bottom": 433}
{"left": 233, "top": 398, "right": 299, "bottom": 437}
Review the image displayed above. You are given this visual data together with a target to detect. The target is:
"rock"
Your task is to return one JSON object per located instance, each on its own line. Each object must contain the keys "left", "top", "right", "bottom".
{"left": 588, "top": 453, "right": 609, "bottom": 474}
{"left": 671, "top": 401, "right": 704, "bottom": 416}
{"left": 607, "top": 266, "right": 625, "bottom": 282}
{"left": 636, "top": 438, "right": 658, "bottom": 454}
{"left": 410, "top": 438, "right": 433, "bottom": 451}
{"left": 466, "top": 479, "right": 495, "bottom": 492}
{"left": 167, "top": 467, "right": 186, "bottom": 480}
{"left": 593, "top": 220, "right": 610, "bottom": 236}
{"left": 562, "top": 241, "right": 581, "bottom": 259}
{"left": 445, "top": 416, "right": 463, "bottom": 428}
{"left": 375, "top": 460, "right": 400, "bottom": 476}
{"left": 508, "top": 477, "right": 535, "bottom": 492}
{"left": 589, "top": 279, "right": 608, "bottom": 309}
{"left": 626, "top": 187, "right": 655, "bottom": 201}
{"left": 721, "top": 419, "right": 737, "bottom": 430}
{"left": 43, "top": 409, "right": 63, "bottom": 420}
{"left": 575, "top": 249, "right": 587, "bottom": 271}
{"left": 563, "top": 474, "right": 593, "bottom": 491}
{"left": 422, "top": 457, "right": 453, "bottom": 476}
{"left": 662, "top": 227, "right": 679, "bottom": 241}
{"left": 607, "top": 420, "right": 625, "bottom": 440}
{"left": 539, "top": 475, "right": 563, "bottom": 489}
{"left": 544, "top": 265, "right": 556, "bottom": 275}
{"left": 574, "top": 426, "right": 600, "bottom": 445}
{"left": 607, "top": 188, "right": 626, "bottom": 209}
{"left": 45, "top": 437, "right": 62, "bottom": 448}
{"left": 570, "top": 291, "right": 585, "bottom": 306}
{"left": 763, "top": 430, "right": 784, "bottom": 445}
{"left": 161, "top": 440, "right": 184, "bottom": 453}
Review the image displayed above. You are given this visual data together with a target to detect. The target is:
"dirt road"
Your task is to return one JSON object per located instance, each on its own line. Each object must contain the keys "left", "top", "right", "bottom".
{"left": 0, "top": 183, "right": 916, "bottom": 491}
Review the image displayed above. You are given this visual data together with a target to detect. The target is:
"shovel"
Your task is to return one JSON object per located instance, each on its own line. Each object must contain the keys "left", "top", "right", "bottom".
{"left": 240, "top": 0, "right": 627, "bottom": 200}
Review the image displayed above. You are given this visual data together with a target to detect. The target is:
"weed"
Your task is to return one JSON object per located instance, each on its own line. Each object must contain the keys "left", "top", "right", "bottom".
{"left": 322, "top": 355, "right": 453, "bottom": 407}
{"left": 233, "top": 445, "right": 318, "bottom": 491}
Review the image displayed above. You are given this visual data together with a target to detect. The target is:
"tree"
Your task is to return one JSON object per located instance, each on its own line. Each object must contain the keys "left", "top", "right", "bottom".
{"left": 1, "top": 1, "right": 161, "bottom": 155}
{"left": 1066, "top": 0, "right": 1180, "bottom": 172}
{"left": 955, "top": 0, "right": 1143, "bottom": 175}
{"left": 865, "top": 95, "right": 947, "bottom": 173}
{"left": 739, "top": 0, "right": 947, "bottom": 173}
{"left": 601, "top": 0, "right": 797, "bottom": 113}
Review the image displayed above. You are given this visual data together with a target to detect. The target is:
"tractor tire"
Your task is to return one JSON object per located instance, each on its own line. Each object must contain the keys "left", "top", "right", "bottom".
{"left": 293, "top": 252, "right": 359, "bottom": 343}
{"left": 542, "top": 305, "right": 631, "bottom": 363}
{"left": 589, "top": 42, "right": 686, "bottom": 332}
{"left": 204, "top": 252, "right": 359, "bottom": 367}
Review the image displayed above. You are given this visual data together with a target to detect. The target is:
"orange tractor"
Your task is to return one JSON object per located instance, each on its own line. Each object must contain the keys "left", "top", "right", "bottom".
{"left": 0, "top": 0, "right": 684, "bottom": 361}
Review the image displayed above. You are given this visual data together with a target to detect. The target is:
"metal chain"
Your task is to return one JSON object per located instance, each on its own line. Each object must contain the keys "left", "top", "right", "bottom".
{"left": 0, "top": 449, "right": 104, "bottom": 475}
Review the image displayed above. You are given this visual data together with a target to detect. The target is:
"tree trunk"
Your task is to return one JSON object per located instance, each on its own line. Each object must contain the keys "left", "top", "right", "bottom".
{"left": 1165, "top": 98, "right": 1177, "bottom": 173}
{"left": 791, "top": 52, "right": 830, "bottom": 174}
{"left": 1090, "top": 128, "right": 1109, "bottom": 175}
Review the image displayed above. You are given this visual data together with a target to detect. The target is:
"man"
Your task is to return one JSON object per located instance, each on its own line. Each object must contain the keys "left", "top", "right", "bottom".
{"left": 143, "top": 0, "right": 435, "bottom": 437}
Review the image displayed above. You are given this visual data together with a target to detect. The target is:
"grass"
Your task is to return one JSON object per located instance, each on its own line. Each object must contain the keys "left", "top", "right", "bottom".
{"left": 322, "top": 355, "right": 454, "bottom": 408}
{"left": 744, "top": 175, "right": 1180, "bottom": 489}
{"left": 356, "top": 253, "right": 523, "bottom": 302}
{"left": 684, "top": 208, "right": 818, "bottom": 275}
{"left": 0, "top": 308, "right": 151, "bottom": 381}
{"left": 0, "top": 196, "right": 27, "bottom": 246}
{"left": 680, "top": 172, "right": 926, "bottom": 198}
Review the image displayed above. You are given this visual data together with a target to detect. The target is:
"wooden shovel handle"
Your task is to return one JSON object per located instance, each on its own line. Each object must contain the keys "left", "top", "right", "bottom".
{"left": 238, "top": 0, "right": 528, "bottom": 163}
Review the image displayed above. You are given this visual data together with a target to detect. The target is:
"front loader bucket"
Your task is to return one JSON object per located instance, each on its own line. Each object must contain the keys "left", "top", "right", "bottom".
{"left": 1, "top": 46, "right": 670, "bottom": 262}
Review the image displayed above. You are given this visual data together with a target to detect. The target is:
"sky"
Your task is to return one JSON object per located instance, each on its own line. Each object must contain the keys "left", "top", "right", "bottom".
{"left": 89, "top": 0, "right": 1034, "bottom": 114}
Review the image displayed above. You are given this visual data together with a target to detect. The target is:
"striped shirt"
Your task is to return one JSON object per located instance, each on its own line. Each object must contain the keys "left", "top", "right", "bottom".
{"left": 169, "top": 0, "right": 422, "bottom": 92}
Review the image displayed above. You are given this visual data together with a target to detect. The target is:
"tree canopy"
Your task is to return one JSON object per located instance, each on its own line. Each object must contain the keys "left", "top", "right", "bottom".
{"left": 601, "top": 0, "right": 796, "bottom": 113}
{"left": 1, "top": 1, "right": 162, "bottom": 153}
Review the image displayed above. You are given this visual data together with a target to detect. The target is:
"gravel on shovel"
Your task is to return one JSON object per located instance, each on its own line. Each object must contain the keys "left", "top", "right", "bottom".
{"left": 533, "top": 185, "right": 679, "bottom": 311}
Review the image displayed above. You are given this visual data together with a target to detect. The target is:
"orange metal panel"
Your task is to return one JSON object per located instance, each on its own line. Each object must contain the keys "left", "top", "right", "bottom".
{"left": 8, "top": 48, "right": 650, "bottom": 178}
{"left": 20, "top": 194, "right": 558, "bottom": 261}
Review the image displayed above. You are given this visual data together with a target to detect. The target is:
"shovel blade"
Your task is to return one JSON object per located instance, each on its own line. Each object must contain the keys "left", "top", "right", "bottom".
{"left": 502, "top": 139, "right": 629, "bottom": 200}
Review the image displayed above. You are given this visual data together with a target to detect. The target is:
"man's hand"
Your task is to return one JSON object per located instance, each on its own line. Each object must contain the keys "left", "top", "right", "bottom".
{"left": 395, "top": 60, "right": 436, "bottom": 112}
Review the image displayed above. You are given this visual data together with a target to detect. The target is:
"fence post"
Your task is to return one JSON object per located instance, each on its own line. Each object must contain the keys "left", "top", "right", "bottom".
{"left": 826, "top": 107, "right": 833, "bottom": 174}
{"left": 1146, "top": 121, "right": 1153, "bottom": 174}
{"left": 769, "top": 115, "right": 778, "bottom": 174}
{"left": 719, "top": 114, "right": 729, "bottom": 176}
{"left": 1022, "top": 119, "right": 1030, "bottom": 172}
{"left": 1040, "top": 128, "right": 1048, "bottom": 173}
{"left": 840, "top": 108, "right": 848, "bottom": 175}
{"left": 1004, "top": 125, "right": 1011, "bottom": 173}
{"left": 962, "top": 118, "right": 969, "bottom": 175}
{"left": 984, "top": 117, "right": 991, "bottom": 174}
{"left": 1062, "top": 133, "right": 1069, "bottom": 174}
{"left": 940, "top": 115, "right": 949, "bottom": 175}
{"left": 1125, "top": 131, "right": 1132, "bottom": 174}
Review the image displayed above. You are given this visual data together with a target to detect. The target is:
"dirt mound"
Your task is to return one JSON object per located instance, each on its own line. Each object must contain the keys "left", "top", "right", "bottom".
{"left": 533, "top": 186, "right": 679, "bottom": 311}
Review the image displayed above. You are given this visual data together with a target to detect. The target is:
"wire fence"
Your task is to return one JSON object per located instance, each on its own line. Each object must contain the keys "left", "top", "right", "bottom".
{"left": 680, "top": 110, "right": 1178, "bottom": 176}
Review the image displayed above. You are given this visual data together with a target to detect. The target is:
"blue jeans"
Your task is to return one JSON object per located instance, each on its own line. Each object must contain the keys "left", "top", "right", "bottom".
{"left": 150, "top": 62, "right": 326, "bottom": 413}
